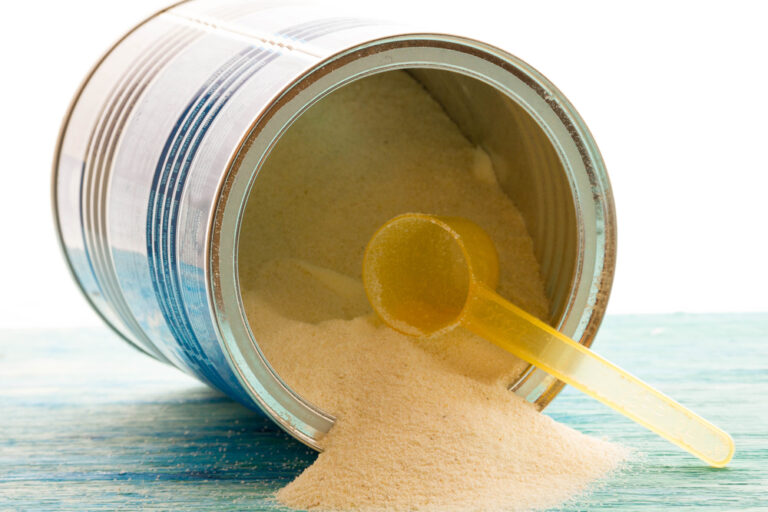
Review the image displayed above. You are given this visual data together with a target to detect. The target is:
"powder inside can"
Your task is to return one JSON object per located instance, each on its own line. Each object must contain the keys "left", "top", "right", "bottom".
{"left": 239, "top": 71, "right": 628, "bottom": 511}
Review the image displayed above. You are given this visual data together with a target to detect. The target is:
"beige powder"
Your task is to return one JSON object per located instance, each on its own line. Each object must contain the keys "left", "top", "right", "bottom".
{"left": 239, "top": 71, "right": 627, "bottom": 511}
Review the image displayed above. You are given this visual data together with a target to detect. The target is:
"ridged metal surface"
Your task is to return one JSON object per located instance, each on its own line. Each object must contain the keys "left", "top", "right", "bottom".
{"left": 53, "top": 0, "right": 615, "bottom": 449}
{"left": 78, "top": 26, "right": 199, "bottom": 363}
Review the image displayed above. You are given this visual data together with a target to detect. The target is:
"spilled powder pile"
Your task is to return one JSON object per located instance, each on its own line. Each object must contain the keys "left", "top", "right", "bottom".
{"left": 240, "top": 71, "right": 628, "bottom": 511}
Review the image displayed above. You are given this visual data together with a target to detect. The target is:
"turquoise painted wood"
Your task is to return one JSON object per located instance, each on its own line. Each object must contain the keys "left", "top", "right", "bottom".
{"left": 1, "top": 314, "right": 766, "bottom": 510}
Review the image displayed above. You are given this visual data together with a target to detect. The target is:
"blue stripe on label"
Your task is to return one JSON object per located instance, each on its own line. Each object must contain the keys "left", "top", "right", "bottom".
{"left": 146, "top": 46, "right": 278, "bottom": 391}
{"left": 146, "top": 18, "right": 368, "bottom": 397}
{"left": 153, "top": 49, "right": 259, "bottom": 347}
{"left": 146, "top": 50, "right": 245, "bottom": 377}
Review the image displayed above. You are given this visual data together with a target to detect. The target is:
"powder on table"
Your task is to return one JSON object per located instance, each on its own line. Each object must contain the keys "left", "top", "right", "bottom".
{"left": 239, "top": 71, "right": 628, "bottom": 511}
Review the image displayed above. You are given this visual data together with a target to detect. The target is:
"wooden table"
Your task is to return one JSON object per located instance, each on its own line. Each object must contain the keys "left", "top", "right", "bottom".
{"left": 1, "top": 314, "right": 766, "bottom": 510}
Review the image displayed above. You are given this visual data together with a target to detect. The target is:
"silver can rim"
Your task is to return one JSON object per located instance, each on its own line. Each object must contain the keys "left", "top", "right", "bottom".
{"left": 208, "top": 33, "right": 617, "bottom": 450}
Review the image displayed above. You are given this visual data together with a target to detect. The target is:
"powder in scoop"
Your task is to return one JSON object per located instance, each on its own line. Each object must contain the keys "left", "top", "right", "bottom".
{"left": 239, "top": 71, "right": 627, "bottom": 511}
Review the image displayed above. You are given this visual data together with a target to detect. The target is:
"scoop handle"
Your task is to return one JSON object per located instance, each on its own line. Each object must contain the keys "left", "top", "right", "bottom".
{"left": 463, "top": 283, "right": 735, "bottom": 467}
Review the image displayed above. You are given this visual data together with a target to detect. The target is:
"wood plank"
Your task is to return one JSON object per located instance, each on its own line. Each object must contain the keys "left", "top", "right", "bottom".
{"left": 1, "top": 314, "right": 765, "bottom": 510}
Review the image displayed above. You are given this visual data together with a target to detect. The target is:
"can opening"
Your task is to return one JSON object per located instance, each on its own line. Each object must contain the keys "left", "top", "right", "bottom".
{"left": 235, "top": 66, "right": 578, "bottom": 425}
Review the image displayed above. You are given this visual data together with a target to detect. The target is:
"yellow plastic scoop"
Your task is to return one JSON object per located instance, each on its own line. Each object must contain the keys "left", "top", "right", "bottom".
{"left": 362, "top": 213, "right": 734, "bottom": 467}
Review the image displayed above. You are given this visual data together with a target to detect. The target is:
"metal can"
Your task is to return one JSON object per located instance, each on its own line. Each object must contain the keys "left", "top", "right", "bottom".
{"left": 53, "top": 0, "right": 616, "bottom": 449}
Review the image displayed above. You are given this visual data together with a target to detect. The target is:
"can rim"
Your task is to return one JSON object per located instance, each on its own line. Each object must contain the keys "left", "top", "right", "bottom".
{"left": 208, "top": 33, "right": 616, "bottom": 450}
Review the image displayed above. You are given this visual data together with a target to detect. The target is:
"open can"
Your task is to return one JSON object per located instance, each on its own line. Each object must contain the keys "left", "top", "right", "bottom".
{"left": 53, "top": 0, "right": 616, "bottom": 450}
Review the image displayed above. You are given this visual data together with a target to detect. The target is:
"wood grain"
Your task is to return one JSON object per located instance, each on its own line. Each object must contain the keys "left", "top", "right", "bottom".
{"left": 1, "top": 314, "right": 765, "bottom": 510}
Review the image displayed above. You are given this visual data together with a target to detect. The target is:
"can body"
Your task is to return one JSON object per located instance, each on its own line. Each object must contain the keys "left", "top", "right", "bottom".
{"left": 53, "top": 0, "right": 616, "bottom": 449}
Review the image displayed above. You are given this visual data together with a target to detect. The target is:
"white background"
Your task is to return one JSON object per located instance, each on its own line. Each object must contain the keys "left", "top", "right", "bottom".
{"left": 1, "top": 0, "right": 766, "bottom": 328}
